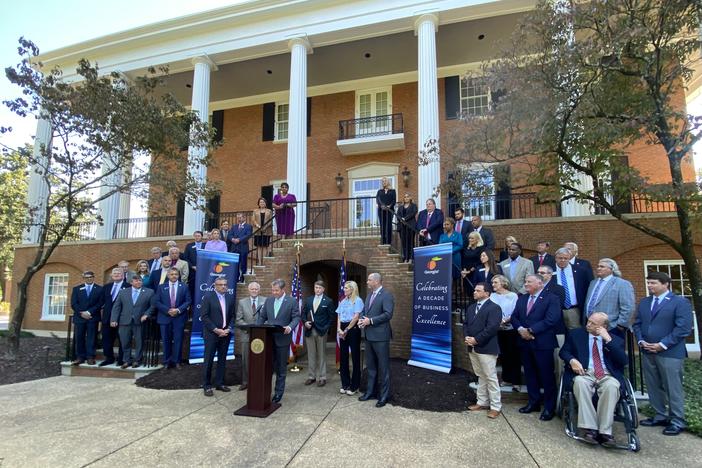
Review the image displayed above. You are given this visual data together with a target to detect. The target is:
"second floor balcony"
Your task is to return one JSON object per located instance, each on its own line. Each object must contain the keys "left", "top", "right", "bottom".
{"left": 337, "top": 113, "right": 405, "bottom": 156}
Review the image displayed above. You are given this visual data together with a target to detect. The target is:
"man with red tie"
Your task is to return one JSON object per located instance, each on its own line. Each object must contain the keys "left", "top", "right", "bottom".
{"left": 529, "top": 241, "right": 556, "bottom": 272}
{"left": 200, "top": 276, "right": 237, "bottom": 396}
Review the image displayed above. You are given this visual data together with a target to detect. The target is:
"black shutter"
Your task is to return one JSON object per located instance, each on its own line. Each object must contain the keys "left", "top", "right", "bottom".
{"left": 262, "top": 102, "right": 275, "bottom": 141}
{"left": 447, "top": 171, "right": 459, "bottom": 214}
{"left": 176, "top": 198, "right": 185, "bottom": 235}
{"left": 211, "top": 110, "right": 224, "bottom": 143}
{"left": 444, "top": 76, "right": 460, "bottom": 120}
{"left": 307, "top": 97, "right": 312, "bottom": 137}
{"left": 261, "top": 185, "right": 274, "bottom": 210}
{"left": 206, "top": 194, "right": 221, "bottom": 231}
{"left": 494, "top": 165, "right": 512, "bottom": 220}
{"left": 490, "top": 88, "right": 506, "bottom": 108}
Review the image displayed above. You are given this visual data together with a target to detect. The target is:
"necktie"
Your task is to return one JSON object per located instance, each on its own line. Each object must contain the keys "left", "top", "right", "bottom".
{"left": 132, "top": 289, "right": 139, "bottom": 304}
{"left": 252, "top": 298, "right": 256, "bottom": 311}
{"left": 425, "top": 212, "right": 431, "bottom": 228}
{"left": 651, "top": 296, "right": 661, "bottom": 317}
{"left": 274, "top": 298, "right": 282, "bottom": 318}
{"left": 218, "top": 294, "right": 227, "bottom": 327}
{"left": 560, "top": 269, "right": 572, "bottom": 308}
{"left": 587, "top": 279, "right": 605, "bottom": 316}
{"left": 86, "top": 285, "right": 91, "bottom": 296}
{"left": 112, "top": 283, "right": 119, "bottom": 301}
{"left": 369, "top": 291, "right": 378, "bottom": 308}
{"left": 526, "top": 295, "right": 536, "bottom": 315}
{"left": 170, "top": 283, "right": 176, "bottom": 307}
{"left": 455, "top": 221, "right": 461, "bottom": 233}
{"left": 592, "top": 338, "right": 605, "bottom": 379}
{"left": 539, "top": 255, "right": 544, "bottom": 266}
{"left": 475, "top": 302, "right": 482, "bottom": 315}
{"left": 150, "top": 260, "right": 158, "bottom": 273}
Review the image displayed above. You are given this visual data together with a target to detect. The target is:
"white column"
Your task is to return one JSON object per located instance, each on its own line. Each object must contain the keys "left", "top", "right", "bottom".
{"left": 415, "top": 14, "right": 441, "bottom": 208}
{"left": 23, "top": 116, "right": 52, "bottom": 244}
{"left": 561, "top": 173, "right": 594, "bottom": 217}
{"left": 118, "top": 161, "right": 132, "bottom": 220}
{"left": 183, "top": 55, "right": 217, "bottom": 234}
{"left": 96, "top": 159, "right": 122, "bottom": 240}
{"left": 286, "top": 37, "right": 312, "bottom": 231}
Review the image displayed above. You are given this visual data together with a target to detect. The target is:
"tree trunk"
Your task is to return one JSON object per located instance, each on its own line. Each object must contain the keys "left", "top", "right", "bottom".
{"left": 5, "top": 269, "right": 34, "bottom": 357}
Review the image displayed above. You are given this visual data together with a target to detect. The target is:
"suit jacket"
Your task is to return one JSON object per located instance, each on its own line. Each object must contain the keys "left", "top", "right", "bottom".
{"left": 148, "top": 268, "right": 174, "bottom": 290}
{"left": 71, "top": 283, "right": 104, "bottom": 323}
{"left": 584, "top": 276, "right": 635, "bottom": 328}
{"left": 556, "top": 264, "right": 591, "bottom": 309}
{"left": 302, "top": 294, "right": 335, "bottom": 336}
{"left": 220, "top": 229, "right": 231, "bottom": 251}
{"left": 573, "top": 257, "right": 594, "bottom": 279}
{"left": 559, "top": 328, "right": 627, "bottom": 388}
{"left": 101, "top": 280, "right": 130, "bottom": 324}
{"left": 511, "top": 290, "right": 561, "bottom": 350}
{"left": 472, "top": 226, "right": 495, "bottom": 250}
{"left": 498, "top": 256, "right": 534, "bottom": 294}
{"left": 361, "top": 287, "right": 394, "bottom": 342}
{"left": 183, "top": 241, "right": 205, "bottom": 268}
{"left": 257, "top": 294, "right": 301, "bottom": 347}
{"left": 396, "top": 203, "right": 418, "bottom": 230}
{"left": 252, "top": 209, "right": 273, "bottom": 236}
{"left": 453, "top": 218, "right": 471, "bottom": 247}
{"left": 228, "top": 223, "right": 253, "bottom": 254}
{"left": 171, "top": 259, "right": 190, "bottom": 284}
{"left": 200, "top": 291, "right": 237, "bottom": 334}
{"left": 463, "top": 299, "right": 502, "bottom": 355}
{"left": 376, "top": 188, "right": 396, "bottom": 212}
{"left": 633, "top": 293, "right": 693, "bottom": 359}
{"left": 416, "top": 209, "right": 444, "bottom": 244}
{"left": 147, "top": 257, "right": 161, "bottom": 273}
{"left": 111, "top": 287, "right": 156, "bottom": 325}
{"left": 543, "top": 279, "right": 567, "bottom": 334}
{"left": 530, "top": 253, "right": 557, "bottom": 272}
{"left": 236, "top": 295, "right": 267, "bottom": 341}
{"left": 155, "top": 281, "right": 192, "bottom": 325}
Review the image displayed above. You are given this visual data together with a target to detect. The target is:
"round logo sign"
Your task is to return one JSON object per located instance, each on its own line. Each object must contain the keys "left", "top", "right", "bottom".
{"left": 250, "top": 338, "right": 265, "bottom": 355}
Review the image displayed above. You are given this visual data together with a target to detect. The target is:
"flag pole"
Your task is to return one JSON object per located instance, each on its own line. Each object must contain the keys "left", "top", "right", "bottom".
{"left": 289, "top": 241, "right": 304, "bottom": 373}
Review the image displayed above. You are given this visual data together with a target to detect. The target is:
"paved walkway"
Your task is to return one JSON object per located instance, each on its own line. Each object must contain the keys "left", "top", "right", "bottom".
{"left": 0, "top": 368, "right": 700, "bottom": 467}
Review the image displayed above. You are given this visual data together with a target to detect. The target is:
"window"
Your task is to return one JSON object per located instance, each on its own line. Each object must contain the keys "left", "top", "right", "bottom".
{"left": 275, "top": 103, "right": 289, "bottom": 140}
{"left": 644, "top": 261, "right": 699, "bottom": 352}
{"left": 355, "top": 88, "right": 392, "bottom": 136}
{"left": 460, "top": 78, "right": 490, "bottom": 117}
{"left": 41, "top": 273, "right": 69, "bottom": 321}
{"left": 351, "top": 176, "right": 396, "bottom": 228}
{"left": 461, "top": 164, "right": 496, "bottom": 220}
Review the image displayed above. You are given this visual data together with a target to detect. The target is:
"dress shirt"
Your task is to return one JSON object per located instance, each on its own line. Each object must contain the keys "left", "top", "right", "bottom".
{"left": 588, "top": 335, "right": 609, "bottom": 374}
{"left": 556, "top": 264, "right": 578, "bottom": 306}
{"left": 336, "top": 297, "right": 363, "bottom": 322}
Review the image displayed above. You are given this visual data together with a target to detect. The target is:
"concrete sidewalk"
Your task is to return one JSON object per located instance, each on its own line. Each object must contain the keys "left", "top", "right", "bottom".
{"left": 0, "top": 368, "right": 700, "bottom": 467}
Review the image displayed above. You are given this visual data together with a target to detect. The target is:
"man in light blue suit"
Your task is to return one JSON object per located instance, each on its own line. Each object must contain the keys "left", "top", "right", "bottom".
{"left": 583, "top": 258, "right": 635, "bottom": 336}
{"left": 155, "top": 268, "right": 192, "bottom": 368}
{"left": 633, "top": 271, "right": 693, "bottom": 436}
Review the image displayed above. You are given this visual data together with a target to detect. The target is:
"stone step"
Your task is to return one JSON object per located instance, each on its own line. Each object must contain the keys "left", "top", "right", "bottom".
{"left": 60, "top": 361, "right": 161, "bottom": 380}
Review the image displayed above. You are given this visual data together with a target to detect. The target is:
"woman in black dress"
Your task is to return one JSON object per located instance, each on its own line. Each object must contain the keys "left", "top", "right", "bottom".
{"left": 396, "top": 193, "right": 418, "bottom": 263}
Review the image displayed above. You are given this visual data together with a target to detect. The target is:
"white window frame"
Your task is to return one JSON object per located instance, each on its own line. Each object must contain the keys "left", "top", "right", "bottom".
{"left": 355, "top": 87, "right": 393, "bottom": 136}
{"left": 460, "top": 163, "right": 497, "bottom": 220}
{"left": 350, "top": 175, "right": 397, "bottom": 229}
{"left": 459, "top": 77, "right": 491, "bottom": 117}
{"left": 41, "top": 273, "right": 69, "bottom": 321}
{"left": 643, "top": 260, "right": 699, "bottom": 353}
{"left": 274, "top": 102, "right": 289, "bottom": 141}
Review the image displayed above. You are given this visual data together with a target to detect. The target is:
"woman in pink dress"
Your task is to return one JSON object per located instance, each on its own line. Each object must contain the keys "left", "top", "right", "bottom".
{"left": 272, "top": 182, "right": 297, "bottom": 237}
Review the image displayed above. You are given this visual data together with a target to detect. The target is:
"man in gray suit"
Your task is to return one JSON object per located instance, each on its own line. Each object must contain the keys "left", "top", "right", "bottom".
{"left": 257, "top": 278, "right": 300, "bottom": 403}
{"left": 583, "top": 258, "right": 635, "bottom": 337}
{"left": 498, "top": 242, "right": 534, "bottom": 294}
{"left": 358, "top": 273, "right": 394, "bottom": 407}
{"left": 236, "top": 281, "right": 266, "bottom": 391}
{"left": 110, "top": 275, "right": 156, "bottom": 368}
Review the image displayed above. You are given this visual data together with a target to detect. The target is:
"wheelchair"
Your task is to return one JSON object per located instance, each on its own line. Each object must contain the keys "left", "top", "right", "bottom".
{"left": 556, "top": 369, "right": 641, "bottom": 452}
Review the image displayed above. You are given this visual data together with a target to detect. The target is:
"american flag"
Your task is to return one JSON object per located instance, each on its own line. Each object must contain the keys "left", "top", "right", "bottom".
{"left": 336, "top": 249, "right": 346, "bottom": 366}
{"left": 290, "top": 259, "right": 304, "bottom": 357}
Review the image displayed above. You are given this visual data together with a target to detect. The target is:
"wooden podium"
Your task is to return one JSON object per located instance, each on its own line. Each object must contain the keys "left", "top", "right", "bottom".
{"left": 233, "top": 324, "right": 281, "bottom": 418}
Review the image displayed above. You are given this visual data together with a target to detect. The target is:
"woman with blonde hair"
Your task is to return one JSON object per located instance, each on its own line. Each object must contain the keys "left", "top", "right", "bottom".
{"left": 499, "top": 235, "right": 518, "bottom": 262}
{"left": 490, "top": 274, "right": 521, "bottom": 391}
{"left": 336, "top": 280, "right": 363, "bottom": 395}
{"left": 135, "top": 260, "right": 152, "bottom": 289}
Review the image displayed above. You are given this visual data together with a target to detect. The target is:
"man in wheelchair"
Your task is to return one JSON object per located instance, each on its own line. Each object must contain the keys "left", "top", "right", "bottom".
{"left": 559, "top": 312, "right": 628, "bottom": 446}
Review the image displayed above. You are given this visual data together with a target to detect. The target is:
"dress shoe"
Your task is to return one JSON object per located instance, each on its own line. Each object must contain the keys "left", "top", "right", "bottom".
{"left": 98, "top": 360, "right": 114, "bottom": 367}
{"left": 117, "top": 361, "right": 125, "bottom": 366}
{"left": 375, "top": 400, "right": 387, "bottom": 408}
{"left": 272, "top": 395, "right": 282, "bottom": 403}
{"left": 215, "top": 385, "right": 231, "bottom": 392}
{"left": 132, "top": 362, "right": 140, "bottom": 368}
{"left": 487, "top": 410, "right": 501, "bottom": 419}
{"left": 87, "top": 359, "right": 96, "bottom": 365}
{"left": 539, "top": 410, "right": 554, "bottom": 421}
{"left": 640, "top": 417, "right": 670, "bottom": 427}
{"left": 599, "top": 434, "right": 617, "bottom": 447}
{"left": 579, "top": 429, "right": 598, "bottom": 445}
{"left": 468, "top": 404, "right": 489, "bottom": 411}
{"left": 238, "top": 384, "right": 248, "bottom": 391}
{"left": 358, "top": 394, "right": 376, "bottom": 402}
{"left": 317, "top": 380, "right": 326, "bottom": 387}
{"left": 71, "top": 359, "right": 84, "bottom": 366}
{"left": 120, "top": 362, "right": 130, "bottom": 369}
{"left": 663, "top": 425, "right": 684, "bottom": 436}
{"left": 204, "top": 388, "right": 214, "bottom": 397}
{"left": 166, "top": 362, "right": 175, "bottom": 369}
{"left": 304, "top": 378, "right": 316, "bottom": 386}
{"left": 518, "top": 404, "right": 541, "bottom": 414}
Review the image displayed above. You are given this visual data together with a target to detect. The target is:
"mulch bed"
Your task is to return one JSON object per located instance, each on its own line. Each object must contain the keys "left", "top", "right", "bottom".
{"left": 0, "top": 335, "right": 66, "bottom": 385}
{"left": 136, "top": 356, "right": 243, "bottom": 389}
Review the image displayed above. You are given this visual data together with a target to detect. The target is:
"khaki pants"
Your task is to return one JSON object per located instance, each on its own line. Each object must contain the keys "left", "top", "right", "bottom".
{"left": 469, "top": 352, "right": 501, "bottom": 411}
{"left": 573, "top": 371, "right": 620, "bottom": 435}
{"left": 305, "top": 328, "right": 327, "bottom": 381}
{"left": 562, "top": 307, "right": 581, "bottom": 330}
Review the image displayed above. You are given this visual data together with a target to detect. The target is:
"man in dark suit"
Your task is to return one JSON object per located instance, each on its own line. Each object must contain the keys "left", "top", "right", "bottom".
{"left": 155, "top": 268, "right": 192, "bottom": 369}
{"left": 511, "top": 274, "right": 561, "bottom": 420}
{"left": 183, "top": 230, "right": 205, "bottom": 297}
{"left": 583, "top": 258, "right": 634, "bottom": 336}
{"left": 453, "top": 208, "right": 471, "bottom": 264}
{"left": 560, "top": 312, "right": 627, "bottom": 445}
{"left": 302, "top": 280, "right": 334, "bottom": 387}
{"left": 110, "top": 275, "right": 156, "bottom": 368}
{"left": 147, "top": 247, "right": 162, "bottom": 275}
{"left": 463, "top": 282, "right": 502, "bottom": 419}
{"left": 470, "top": 215, "right": 495, "bottom": 250}
{"left": 530, "top": 241, "right": 556, "bottom": 272}
{"left": 633, "top": 271, "right": 693, "bottom": 436}
{"left": 70, "top": 271, "right": 103, "bottom": 365}
{"left": 376, "top": 177, "right": 396, "bottom": 245}
{"left": 554, "top": 247, "right": 592, "bottom": 330}
{"left": 257, "top": 278, "right": 301, "bottom": 403}
{"left": 220, "top": 220, "right": 231, "bottom": 252}
{"left": 149, "top": 256, "right": 173, "bottom": 291}
{"left": 228, "top": 213, "right": 253, "bottom": 283}
{"left": 99, "top": 268, "right": 129, "bottom": 366}
{"left": 200, "top": 276, "right": 237, "bottom": 396}
{"left": 416, "top": 198, "right": 444, "bottom": 246}
{"left": 564, "top": 242, "right": 594, "bottom": 278}
{"left": 358, "top": 272, "right": 394, "bottom": 407}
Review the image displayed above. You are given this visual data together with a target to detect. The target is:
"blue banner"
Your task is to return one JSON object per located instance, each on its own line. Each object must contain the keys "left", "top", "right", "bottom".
{"left": 189, "top": 250, "right": 239, "bottom": 363}
{"left": 408, "top": 243, "right": 453, "bottom": 373}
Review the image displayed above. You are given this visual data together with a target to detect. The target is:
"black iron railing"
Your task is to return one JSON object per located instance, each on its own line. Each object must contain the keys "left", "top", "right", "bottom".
{"left": 47, "top": 222, "right": 98, "bottom": 242}
{"left": 113, "top": 216, "right": 182, "bottom": 239}
{"left": 338, "top": 113, "right": 403, "bottom": 140}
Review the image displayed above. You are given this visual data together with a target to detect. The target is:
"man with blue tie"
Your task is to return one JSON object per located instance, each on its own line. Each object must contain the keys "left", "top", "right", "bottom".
{"left": 633, "top": 271, "right": 693, "bottom": 436}
{"left": 583, "top": 258, "right": 634, "bottom": 336}
{"left": 227, "top": 213, "right": 253, "bottom": 283}
{"left": 99, "top": 268, "right": 129, "bottom": 366}
{"left": 70, "top": 271, "right": 103, "bottom": 365}
{"left": 156, "top": 268, "right": 192, "bottom": 369}
{"left": 110, "top": 275, "right": 156, "bottom": 368}
{"left": 554, "top": 247, "right": 592, "bottom": 330}
{"left": 200, "top": 276, "right": 237, "bottom": 396}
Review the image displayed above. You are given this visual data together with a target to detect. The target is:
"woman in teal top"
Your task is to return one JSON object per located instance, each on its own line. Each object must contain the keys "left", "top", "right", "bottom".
{"left": 438, "top": 218, "right": 463, "bottom": 279}
{"left": 336, "top": 280, "right": 364, "bottom": 395}
{"left": 135, "top": 260, "right": 152, "bottom": 289}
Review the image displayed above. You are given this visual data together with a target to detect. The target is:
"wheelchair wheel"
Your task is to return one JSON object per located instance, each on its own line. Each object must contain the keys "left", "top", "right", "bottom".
{"left": 628, "top": 432, "right": 640, "bottom": 452}
{"left": 556, "top": 374, "right": 564, "bottom": 418}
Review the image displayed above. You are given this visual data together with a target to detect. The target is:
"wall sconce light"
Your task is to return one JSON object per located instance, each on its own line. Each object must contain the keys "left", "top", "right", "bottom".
{"left": 401, "top": 166, "right": 411, "bottom": 188}
{"left": 335, "top": 173, "right": 344, "bottom": 192}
